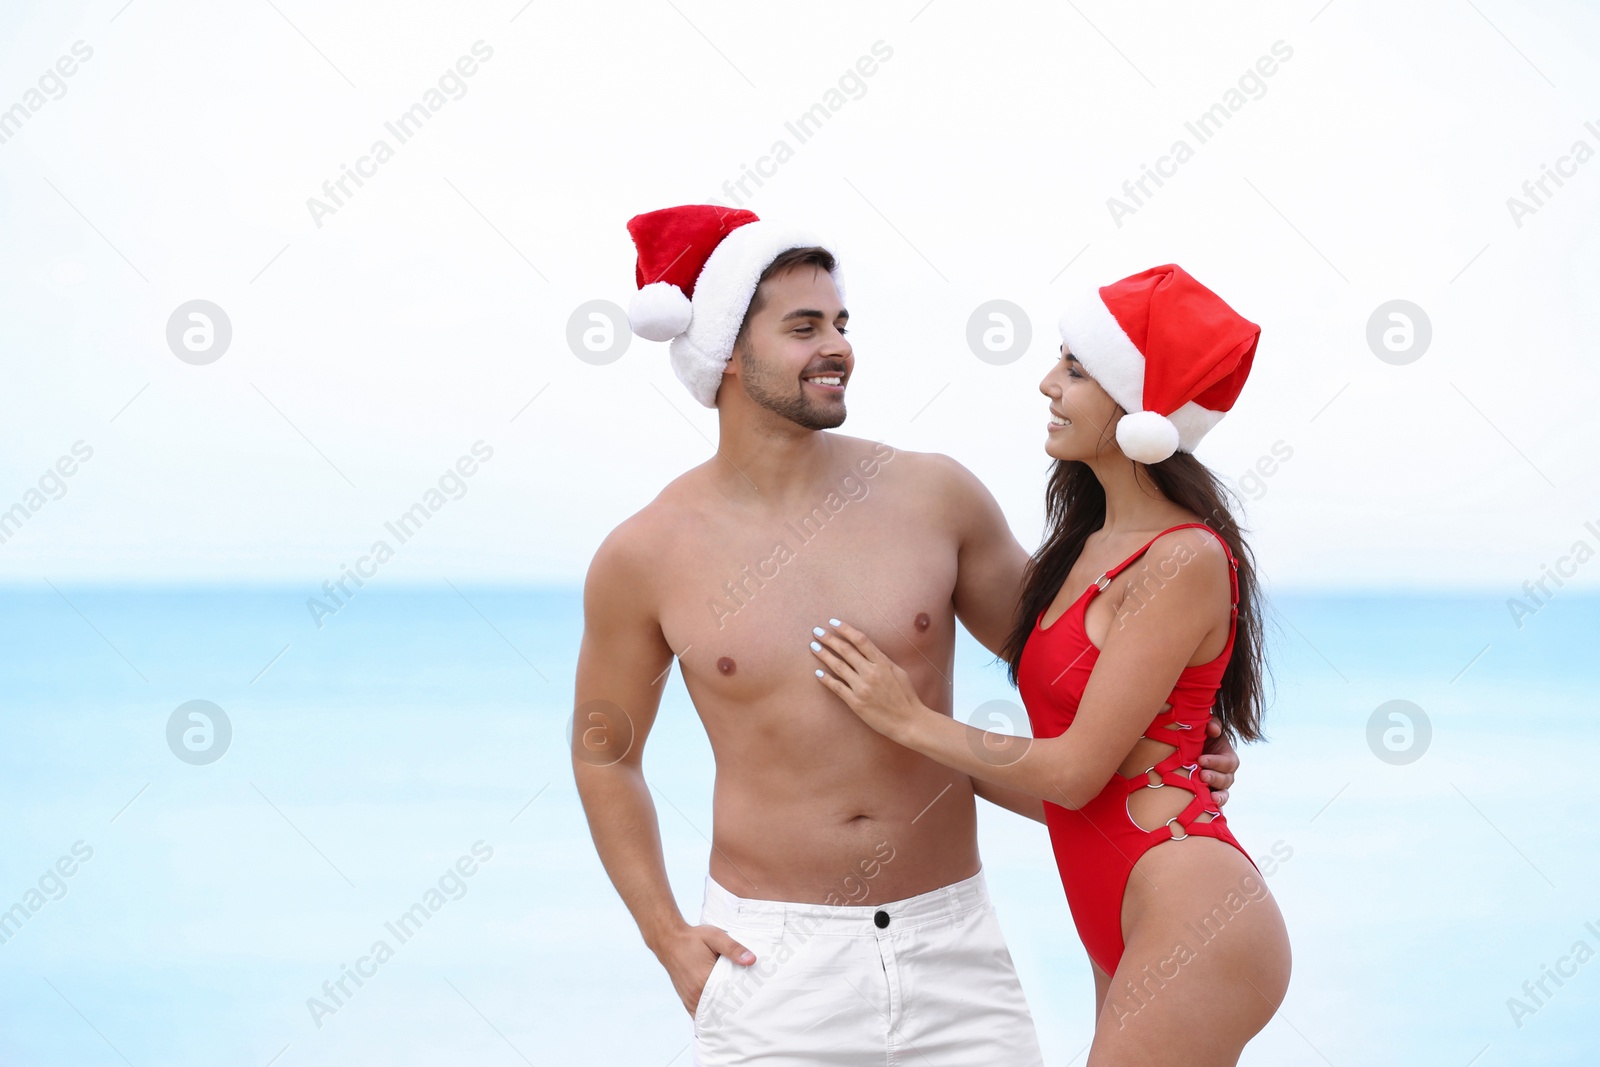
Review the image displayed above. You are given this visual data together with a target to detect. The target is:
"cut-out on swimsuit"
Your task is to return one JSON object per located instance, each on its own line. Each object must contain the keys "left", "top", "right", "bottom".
{"left": 1018, "top": 523, "right": 1259, "bottom": 975}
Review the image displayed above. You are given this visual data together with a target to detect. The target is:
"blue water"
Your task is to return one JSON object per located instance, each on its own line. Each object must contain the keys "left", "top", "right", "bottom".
{"left": 0, "top": 585, "right": 1595, "bottom": 1065}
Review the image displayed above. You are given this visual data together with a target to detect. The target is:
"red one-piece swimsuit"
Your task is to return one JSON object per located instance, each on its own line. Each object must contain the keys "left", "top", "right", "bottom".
{"left": 1017, "top": 522, "right": 1260, "bottom": 976}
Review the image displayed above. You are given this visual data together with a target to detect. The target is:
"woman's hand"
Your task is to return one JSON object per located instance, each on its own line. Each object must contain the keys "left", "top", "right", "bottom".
{"left": 810, "top": 619, "right": 927, "bottom": 742}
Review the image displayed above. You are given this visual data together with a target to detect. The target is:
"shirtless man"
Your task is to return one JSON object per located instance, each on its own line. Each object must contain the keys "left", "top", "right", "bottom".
{"left": 572, "top": 205, "right": 1240, "bottom": 1065}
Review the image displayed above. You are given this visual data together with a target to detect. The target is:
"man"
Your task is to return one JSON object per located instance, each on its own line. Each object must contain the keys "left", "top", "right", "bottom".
{"left": 572, "top": 205, "right": 1240, "bottom": 1065}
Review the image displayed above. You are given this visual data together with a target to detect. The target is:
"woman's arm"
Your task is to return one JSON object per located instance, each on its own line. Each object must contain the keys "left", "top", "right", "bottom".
{"left": 812, "top": 531, "right": 1236, "bottom": 809}
{"left": 971, "top": 721, "right": 1236, "bottom": 820}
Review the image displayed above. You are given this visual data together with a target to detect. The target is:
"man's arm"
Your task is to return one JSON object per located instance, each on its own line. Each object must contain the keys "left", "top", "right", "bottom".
{"left": 972, "top": 779, "right": 1047, "bottom": 823}
{"left": 931, "top": 456, "right": 1050, "bottom": 820}
{"left": 937, "top": 454, "right": 1031, "bottom": 658}
{"left": 572, "top": 522, "right": 753, "bottom": 1016}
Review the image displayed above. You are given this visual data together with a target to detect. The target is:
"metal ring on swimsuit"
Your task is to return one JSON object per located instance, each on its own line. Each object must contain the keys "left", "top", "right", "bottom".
{"left": 1165, "top": 817, "right": 1190, "bottom": 841}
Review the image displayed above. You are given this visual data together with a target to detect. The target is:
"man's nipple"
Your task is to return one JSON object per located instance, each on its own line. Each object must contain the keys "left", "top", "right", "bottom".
{"left": 716, "top": 656, "right": 737, "bottom": 675}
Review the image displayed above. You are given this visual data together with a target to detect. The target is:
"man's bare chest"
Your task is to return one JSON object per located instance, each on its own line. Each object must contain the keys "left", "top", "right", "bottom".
{"left": 658, "top": 503, "right": 959, "bottom": 703}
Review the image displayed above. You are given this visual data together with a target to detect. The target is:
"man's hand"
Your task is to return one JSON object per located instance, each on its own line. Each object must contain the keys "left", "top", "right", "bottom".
{"left": 655, "top": 923, "right": 756, "bottom": 1016}
{"left": 1199, "top": 717, "right": 1239, "bottom": 807}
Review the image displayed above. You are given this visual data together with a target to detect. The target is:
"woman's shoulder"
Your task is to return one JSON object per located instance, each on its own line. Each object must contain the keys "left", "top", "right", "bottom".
{"left": 1119, "top": 523, "right": 1234, "bottom": 604}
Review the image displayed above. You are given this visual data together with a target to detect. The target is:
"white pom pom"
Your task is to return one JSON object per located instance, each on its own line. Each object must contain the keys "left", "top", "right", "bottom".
{"left": 628, "top": 282, "right": 693, "bottom": 341}
{"left": 1116, "top": 410, "right": 1181, "bottom": 463}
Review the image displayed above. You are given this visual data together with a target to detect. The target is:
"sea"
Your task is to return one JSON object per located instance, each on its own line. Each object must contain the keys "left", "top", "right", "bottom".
{"left": 0, "top": 584, "right": 1594, "bottom": 1065}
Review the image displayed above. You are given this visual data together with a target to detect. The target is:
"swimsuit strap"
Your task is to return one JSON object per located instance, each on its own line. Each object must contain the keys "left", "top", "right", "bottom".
{"left": 1039, "top": 523, "right": 1242, "bottom": 630}
{"left": 1099, "top": 523, "right": 1238, "bottom": 586}
{"left": 1094, "top": 522, "right": 1241, "bottom": 639}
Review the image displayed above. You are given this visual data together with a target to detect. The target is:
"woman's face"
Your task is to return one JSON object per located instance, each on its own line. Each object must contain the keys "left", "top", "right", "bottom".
{"left": 1039, "top": 343, "right": 1122, "bottom": 463}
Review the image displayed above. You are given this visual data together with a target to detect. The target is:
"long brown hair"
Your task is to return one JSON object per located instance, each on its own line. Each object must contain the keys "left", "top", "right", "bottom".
{"left": 999, "top": 450, "right": 1270, "bottom": 745}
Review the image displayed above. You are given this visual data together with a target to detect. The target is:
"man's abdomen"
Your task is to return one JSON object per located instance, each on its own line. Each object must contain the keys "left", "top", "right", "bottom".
{"left": 705, "top": 754, "right": 981, "bottom": 905}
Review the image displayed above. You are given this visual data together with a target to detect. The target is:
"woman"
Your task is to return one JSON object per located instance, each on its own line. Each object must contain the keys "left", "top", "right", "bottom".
{"left": 809, "top": 265, "right": 1291, "bottom": 1064}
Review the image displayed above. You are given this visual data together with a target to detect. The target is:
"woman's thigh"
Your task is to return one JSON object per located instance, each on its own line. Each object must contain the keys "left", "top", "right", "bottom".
{"left": 1087, "top": 838, "right": 1291, "bottom": 1066}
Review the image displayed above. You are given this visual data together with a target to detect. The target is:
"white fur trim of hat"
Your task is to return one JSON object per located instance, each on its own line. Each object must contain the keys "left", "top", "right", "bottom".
{"left": 1056, "top": 290, "right": 1224, "bottom": 464}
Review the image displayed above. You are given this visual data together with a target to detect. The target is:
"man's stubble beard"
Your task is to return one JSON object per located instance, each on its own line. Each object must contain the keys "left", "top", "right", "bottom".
{"left": 735, "top": 341, "right": 847, "bottom": 431}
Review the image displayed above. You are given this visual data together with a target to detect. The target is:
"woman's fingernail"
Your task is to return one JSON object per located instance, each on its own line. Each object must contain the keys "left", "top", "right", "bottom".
{"left": 812, "top": 626, "right": 826, "bottom": 636}
{"left": 815, "top": 669, "right": 825, "bottom": 678}
{"left": 738, "top": 951, "right": 754, "bottom": 964}
{"left": 810, "top": 641, "right": 821, "bottom": 651}
{"left": 829, "top": 618, "right": 841, "bottom": 626}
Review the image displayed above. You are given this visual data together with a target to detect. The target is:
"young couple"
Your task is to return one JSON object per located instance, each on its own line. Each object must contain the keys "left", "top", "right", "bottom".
{"left": 572, "top": 204, "right": 1290, "bottom": 1066}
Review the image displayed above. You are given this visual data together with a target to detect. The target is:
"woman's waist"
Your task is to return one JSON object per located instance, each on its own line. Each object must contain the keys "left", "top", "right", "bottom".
{"left": 1044, "top": 789, "right": 1238, "bottom": 844}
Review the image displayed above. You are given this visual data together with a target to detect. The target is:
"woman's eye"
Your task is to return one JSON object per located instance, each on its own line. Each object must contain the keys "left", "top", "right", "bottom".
{"left": 838, "top": 327, "right": 848, "bottom": 336}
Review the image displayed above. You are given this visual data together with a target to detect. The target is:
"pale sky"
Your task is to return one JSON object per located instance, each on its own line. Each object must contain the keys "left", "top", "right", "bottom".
{"left": 2, "top": 0, "right": 1598, "bottom": 588}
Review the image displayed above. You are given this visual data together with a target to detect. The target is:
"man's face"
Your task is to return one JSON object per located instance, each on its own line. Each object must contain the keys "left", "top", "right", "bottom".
{"left": 728, "top": 266, "right": 851, "bottom": 429}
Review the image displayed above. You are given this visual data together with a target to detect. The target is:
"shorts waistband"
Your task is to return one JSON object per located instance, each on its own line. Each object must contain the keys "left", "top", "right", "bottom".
{"left": 701, "top": 868, "right": 991, "bottom": 936}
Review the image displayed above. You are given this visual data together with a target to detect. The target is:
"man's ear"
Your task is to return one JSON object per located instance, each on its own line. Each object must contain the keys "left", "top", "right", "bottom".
{"left": 723, "top": 335, "right": 747, "bottom": 382}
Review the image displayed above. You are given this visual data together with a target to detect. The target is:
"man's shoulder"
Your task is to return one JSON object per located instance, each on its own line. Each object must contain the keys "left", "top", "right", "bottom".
{"left": 587, "top": 478, "right": 699, "bottom": 588}
{"left": 827, "top": 434, "right": 969, "bottom": 492}
{"left": 879, "top": 443, "right": 995, "bottom": 511}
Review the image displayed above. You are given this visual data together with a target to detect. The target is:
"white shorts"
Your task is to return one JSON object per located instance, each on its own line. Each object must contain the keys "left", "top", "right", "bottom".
{"left": 691, "top": 868, "right": 1044, "bottom": 1066}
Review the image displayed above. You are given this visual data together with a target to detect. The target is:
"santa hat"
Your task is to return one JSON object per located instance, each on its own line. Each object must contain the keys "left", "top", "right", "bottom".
{"left": 626, "top": 204, "right": 845, "bottom": 408}
{"left": 1056, "top": 264, "right": 1258, "bottom": 463}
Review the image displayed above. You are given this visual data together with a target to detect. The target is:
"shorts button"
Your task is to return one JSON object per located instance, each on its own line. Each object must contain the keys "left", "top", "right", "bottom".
{"left": 874, "top": 910, "right": 890, "bottom": 929}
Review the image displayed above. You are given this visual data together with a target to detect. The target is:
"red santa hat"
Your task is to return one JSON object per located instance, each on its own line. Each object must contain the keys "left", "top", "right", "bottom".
{"left": 1056, "top": 264, "right": 1259, "bottom": 463}
{"left": 626, "top": 204, "right": 845, "bottom": 408}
